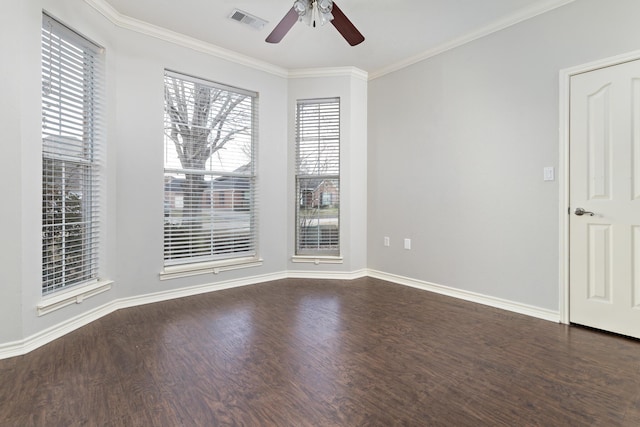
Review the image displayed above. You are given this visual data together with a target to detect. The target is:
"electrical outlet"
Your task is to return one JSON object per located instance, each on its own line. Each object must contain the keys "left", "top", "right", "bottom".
{"left": 404, "top": 238, "right": 411, "bottom": 250}
{"left": 384, "top": 237, "right": 390, "bottom": 247}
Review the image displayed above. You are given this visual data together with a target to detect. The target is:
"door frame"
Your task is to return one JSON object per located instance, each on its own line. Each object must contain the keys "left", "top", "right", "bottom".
{"left": 559, "top": 49, "right": 640, "bottom": 324}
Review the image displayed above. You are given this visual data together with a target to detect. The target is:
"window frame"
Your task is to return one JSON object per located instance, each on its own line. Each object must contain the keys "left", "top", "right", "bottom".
{"left": 294, "top": 97, "right": 341, "bottom": 258}
{"left": 162, "top": 70, "right": 260, "bottom": 274}
{"left": 41, "top": 12, "right": 104, "bottom": 296}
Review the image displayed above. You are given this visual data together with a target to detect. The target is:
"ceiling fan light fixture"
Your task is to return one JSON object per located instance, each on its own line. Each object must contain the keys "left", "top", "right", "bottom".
{"left": 316, "top": 0, "right": 334, "bottom": 26}
{"left": 294, "top": 0, "right": 310, "bottom": 16}
{"left": 294, "top": 0, "right": 313, "bottom": 26}
{"left": 317, "top": 11, "right": 334, "bottom": 26}
{"left": 293, "top": 0, "right": 334, "bottom": 27}
{"left": 317, "top": 0, "right": 333, "bottom": 14}
{"left": 266, "top": 0, "right": 364, "bottom": 46}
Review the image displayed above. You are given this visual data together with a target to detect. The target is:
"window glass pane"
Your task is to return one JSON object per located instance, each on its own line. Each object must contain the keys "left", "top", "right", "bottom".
{"left": 297, "top": 178, "right": 339, "bottom": 253}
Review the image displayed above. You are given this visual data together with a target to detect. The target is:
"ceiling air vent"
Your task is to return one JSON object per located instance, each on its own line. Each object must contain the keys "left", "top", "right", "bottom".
{"left": 229, "top": 9, "right": 267, "bottom": 30}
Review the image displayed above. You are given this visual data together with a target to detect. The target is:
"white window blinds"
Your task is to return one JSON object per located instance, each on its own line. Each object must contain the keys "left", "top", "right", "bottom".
{"left": 163, "top": 71, "right": 258, "bottom": 265}
{"left": 295, "top": 98, "right": 340, "bottom": 256}
{"left": 41, "top": 13, "right": 104, "bottom": 295}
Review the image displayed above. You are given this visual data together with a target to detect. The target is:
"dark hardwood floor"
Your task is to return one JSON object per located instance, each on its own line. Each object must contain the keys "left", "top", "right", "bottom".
{"left": 1, "top": 277, "right": 639, "bottom": 426}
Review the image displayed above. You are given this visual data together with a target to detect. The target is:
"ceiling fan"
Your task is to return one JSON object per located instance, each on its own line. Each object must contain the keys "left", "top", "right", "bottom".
{"left": 266, "top": 0, "right": 365, "bottom": 46}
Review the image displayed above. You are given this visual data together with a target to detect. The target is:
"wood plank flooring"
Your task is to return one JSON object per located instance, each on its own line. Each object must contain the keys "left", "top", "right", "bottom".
{"left": 1, "top": 277, "right": 640, "bottom": 426}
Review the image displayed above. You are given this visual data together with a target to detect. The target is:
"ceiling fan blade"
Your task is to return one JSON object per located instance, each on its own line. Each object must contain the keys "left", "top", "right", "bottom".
{"left": 266, "top": 7, "right": 299, "bottom": 43}
{"left": 330, "top": 2, "right": 365, "bottom": 46}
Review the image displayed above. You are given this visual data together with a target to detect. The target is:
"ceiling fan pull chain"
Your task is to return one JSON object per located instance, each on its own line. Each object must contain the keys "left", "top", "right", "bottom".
{"left": 313, "top": 1, "right": 317, "bottom": 27}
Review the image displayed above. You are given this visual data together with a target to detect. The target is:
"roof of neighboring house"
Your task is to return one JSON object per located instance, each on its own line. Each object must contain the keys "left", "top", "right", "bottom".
{"left": 165, "top": 164, "right": 252, "bottom": 192}
{"left": 164, "top": 178, "right": 186, "bottom": 192}
{"left": 299, "top": 178, "right": 338, "bottom": 192}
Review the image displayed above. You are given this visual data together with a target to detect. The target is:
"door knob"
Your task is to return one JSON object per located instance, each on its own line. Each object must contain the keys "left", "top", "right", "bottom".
{"left": 575, "top": 207, "right": 595, "bottom": 216}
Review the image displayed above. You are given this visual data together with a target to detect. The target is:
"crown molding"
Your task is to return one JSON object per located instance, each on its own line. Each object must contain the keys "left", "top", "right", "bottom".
{"left": 84, "top": 0, "right": 289, "bottom": 78}
{"left": 288, "top": 67, "right": 368, "bottom": 81}
{"left": 369, "top": 0, "right": 577, "bottom": 80}
{"left": 88, "top": 0, "right": 574, "bottom": 81}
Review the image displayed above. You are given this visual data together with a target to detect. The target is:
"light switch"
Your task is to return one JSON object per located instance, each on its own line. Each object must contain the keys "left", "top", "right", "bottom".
{"left": 404, "top": 238, "right": 411, "bottom": 250}
{"left": 543, "top": 167, "right": 555, "bottom": 181}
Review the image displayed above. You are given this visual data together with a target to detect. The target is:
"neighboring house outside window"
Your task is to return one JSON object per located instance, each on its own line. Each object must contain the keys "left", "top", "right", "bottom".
{"left": 41, "top": 13, "right": 104, "bottom": 295}
{"left": 295, "top": 98, "right": 340, "bottom": 256}
{"left": 163, "top": 71, "right": 258, "bottom": 266}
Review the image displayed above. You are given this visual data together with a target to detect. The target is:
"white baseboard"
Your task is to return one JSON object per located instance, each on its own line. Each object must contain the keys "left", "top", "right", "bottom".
{"left": 0, "top": 302, "right": 119, "bottom": 360}
{"left": 287, "top": 268, "right": 368, "bottom": 280}
{"left": 367, "top": 269, "right": 560, "bottom": 323}
{"left": 0, "top": 268, "right": 559, "bottom": 360}
{"left": 0, "top": 271, "right": 287, "bottom": 360}
{"left": 117, "top": 271, "right": 288, "bottom": 310}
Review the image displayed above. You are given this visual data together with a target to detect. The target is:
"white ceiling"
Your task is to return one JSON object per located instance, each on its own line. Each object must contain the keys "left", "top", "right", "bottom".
{"left": 98, "top": 0, "right": 573, "bottom": 76}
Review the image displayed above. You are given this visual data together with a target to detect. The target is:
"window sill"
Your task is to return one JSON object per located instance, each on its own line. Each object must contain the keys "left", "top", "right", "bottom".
{"left": 37, "top": 280, "right": 113, "bottom": 316}
{"left": 291, "top": 255, "right": 343, "bottom": 265}
{"left": 160, "top": 257, "right": 263, "bottom": 281}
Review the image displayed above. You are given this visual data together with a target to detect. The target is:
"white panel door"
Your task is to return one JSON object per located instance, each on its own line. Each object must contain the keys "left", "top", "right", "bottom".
{"left": 570, "top": 59, "right": 640, "bottom": 339}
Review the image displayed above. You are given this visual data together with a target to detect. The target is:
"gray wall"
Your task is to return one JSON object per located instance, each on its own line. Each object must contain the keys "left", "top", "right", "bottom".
{"left": 368, "top": 0, "right": 640, "bottom": 311}
{"left": 110, "top": 27, "right": 290, "bottom": 301}
{"left": 0, "top": 1, "right": 25, "bottom": 344}
{"left": 287, "top": 74, "right": 368, "bottom": 274}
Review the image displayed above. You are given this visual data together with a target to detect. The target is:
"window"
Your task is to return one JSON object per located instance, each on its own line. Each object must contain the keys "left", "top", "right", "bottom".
{"left": 163, "top": 71, "right": 258, "bottom": 266}
{"left": 41, "top": 13, "right": 104, "bottom": 295}
{"left": 295, "top": 98, "right": 340, "bottom": 256}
